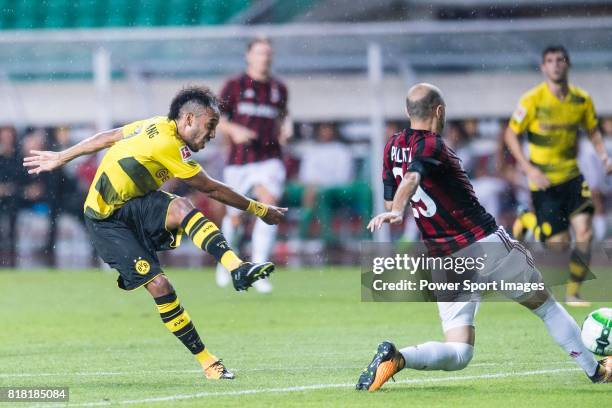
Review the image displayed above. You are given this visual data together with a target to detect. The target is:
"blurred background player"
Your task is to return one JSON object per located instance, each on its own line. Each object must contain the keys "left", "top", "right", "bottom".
{"left": 358, "top": 83, "right": 611, "bottom": 392}
{"left": 216, "top": 37, "right": 291, "bottom": 292}
{"left": 504, "top": 45, "right": 612, "bottom": 307}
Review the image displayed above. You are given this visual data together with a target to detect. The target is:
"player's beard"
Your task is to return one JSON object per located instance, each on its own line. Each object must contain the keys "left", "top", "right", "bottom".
{"left": 551, "top": 74, "right": 568, "bottom": 85}
{"left": 186, "top": 140, "right": 201, "bottom": 152}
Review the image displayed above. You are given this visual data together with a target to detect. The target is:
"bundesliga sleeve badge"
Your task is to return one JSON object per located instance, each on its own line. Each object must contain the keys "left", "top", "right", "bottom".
{"left": 179, "top": 145, "right": 192, "bottom": 162}
{"left": 512, "top": 104, "right": 527, "bottom": 124}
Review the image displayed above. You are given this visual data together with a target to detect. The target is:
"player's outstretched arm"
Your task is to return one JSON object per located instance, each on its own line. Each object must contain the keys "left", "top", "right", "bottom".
{"left": 23, "top": 128, "right": 123, "bottom": 175}
{"left": 368, "top": 171, "right": 420, "bottom": 232}
{"left": 183, "top": 170, "right": 287, "bottom": 225}
{"left": 503, "top": 126, "right": 550, "bottom": 189}
{"left": 587, "top": 127, "right": 612, "bottom": 175}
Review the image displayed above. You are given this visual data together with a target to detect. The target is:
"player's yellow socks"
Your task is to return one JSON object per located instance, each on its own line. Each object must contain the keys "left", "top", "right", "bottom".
{"left": 220, "top": 251, "right": 242, "bottom": 271}
{"left": 521, "top": 212, "right": 538, "bottom": 231}
{"left": 195, "top": 348, "right": 217, "bottom": 367}
{"left": 513, "top": 211, "right": 538, "bottom": 240}
{"left": 566, "top": 247, "right": 590, "bottom": 298}
{"left": 181, "top": 209, "right": 242, "bottom": 271}
{"left": 154, "top": 291, "right": 206, "bottom": 354}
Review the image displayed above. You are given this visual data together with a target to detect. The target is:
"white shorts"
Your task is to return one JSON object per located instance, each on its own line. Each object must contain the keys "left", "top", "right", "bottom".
{"left": 223, "top": 158, "right": 286, "bottom": 216}
{"left": 437, "top": 301, "right": 480, "bottom": 333}
{"left": 436, "top": 227, "right": 542, "bottom": 332}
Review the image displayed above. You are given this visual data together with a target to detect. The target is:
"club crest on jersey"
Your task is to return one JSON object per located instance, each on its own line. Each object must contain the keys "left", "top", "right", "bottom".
{"left": 179, "top": 145, "right": 192, "bottom": 162}
{"left": 244, "top": 88, "right": 255, "bottom": 98}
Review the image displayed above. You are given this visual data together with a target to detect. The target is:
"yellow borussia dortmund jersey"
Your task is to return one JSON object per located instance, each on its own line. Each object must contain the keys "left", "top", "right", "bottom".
{"left": 508, "top": 82, "right": 598, "bottom": 190}
{"left": 84, "top": 116, "right": 202, "bottom": 219}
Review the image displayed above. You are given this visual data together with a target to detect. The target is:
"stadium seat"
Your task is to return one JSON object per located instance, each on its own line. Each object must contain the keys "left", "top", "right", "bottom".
{"left": 1, "top": 0, "right": 253, "bottom": 29}
{"left": 195, "top": 2, "right": 224, "bottom": 25}
{"left": 134, "top": 0, "right": 162, "bottom": 27}
{"left": 0, "top": 0, "right": 15, "bottom": 29}
{"left": 42, "top": 0, "right": 72, "bottom": 29}
{"left": 166, "top": 0, "right": 190, "bottom": 26}
{"left": 74, "top": 0, "right": 101, "bottom": 28}
{"left": 103, "top": 0, "right": 131, "bottom": 27}
{"left": 269, "top": 0, "right": 316, "bottom": 23}
{"left": 221, "top": 0, "right": 251, "bottom": 21}
{"left": 13, "top": 0, "right": 39, "bottom": 29}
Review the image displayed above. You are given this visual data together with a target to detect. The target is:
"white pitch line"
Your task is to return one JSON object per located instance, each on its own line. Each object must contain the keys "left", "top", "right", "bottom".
{"left": 0, "top": 366, "right": 353, "bottom": 379}
{"left": 39, "top": 367, "right": 581, "bottom": 408}
{"left": 0, "top": 361, "right": 571, "bottom": 379}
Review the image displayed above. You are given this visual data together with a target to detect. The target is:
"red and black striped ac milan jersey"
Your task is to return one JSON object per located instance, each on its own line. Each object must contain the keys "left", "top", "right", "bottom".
{"left": 219, "top": 73, "right": 288, "bottom": 165}
{"left": 382, "top": 129, "right": 497, "bottom": 256}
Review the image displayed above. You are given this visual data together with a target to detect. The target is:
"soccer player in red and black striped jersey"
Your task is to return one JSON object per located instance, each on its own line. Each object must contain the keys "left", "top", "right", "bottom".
{"left": 356, "top": 83, "right": 610, "bottom": 391}
{"left": 381, "top": 116, "right": 497, "bottom": 256}
{"left": 216, "top": 37, "right": 291, "bottom": 292}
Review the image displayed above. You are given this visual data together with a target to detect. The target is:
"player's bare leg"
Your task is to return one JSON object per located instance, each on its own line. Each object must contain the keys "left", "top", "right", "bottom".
{"left": 250, "top": 184, "right": 280, "bottom": 293}
{"left": 166, "top": 197, "right": 275, "bottom": 291}
{"left": 566, "top": 212, "right": 593, "bottom": 306}
{"left": 145, "top": 274, "right": 235, "bottom": 379}
{"left": 518, "top": 289, "right": 605, "bottom": 382}
{"left": 357, "top": 322, "right": 475, "bottom": 391}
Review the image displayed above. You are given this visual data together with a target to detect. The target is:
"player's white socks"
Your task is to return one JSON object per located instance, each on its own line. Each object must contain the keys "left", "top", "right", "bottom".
{"left": 252, "top": 218, "right": 277, "bottom": 264}
{"left": 400, "top": 341, "right": 473, "bottom": 371}
{"left": 532, "top": 298, "right": 598, "bottom": 376}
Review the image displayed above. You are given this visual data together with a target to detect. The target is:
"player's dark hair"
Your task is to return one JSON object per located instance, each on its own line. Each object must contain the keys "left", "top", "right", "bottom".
{"left": 542, "top": 45, "right": 570, "bottom": 65}
{"left": 406, "top": 88, "right": 445, "bottom": 120}
{"left": 247, "top": 36, "right": 272, "bottom": 52}
{"left": 168, "top": 86, "right": 219, "bottom": 120}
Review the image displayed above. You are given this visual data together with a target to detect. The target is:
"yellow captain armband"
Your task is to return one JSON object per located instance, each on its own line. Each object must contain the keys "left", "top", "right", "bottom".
{"left": 246, "top": 199, "right": 269, "bottom": 218}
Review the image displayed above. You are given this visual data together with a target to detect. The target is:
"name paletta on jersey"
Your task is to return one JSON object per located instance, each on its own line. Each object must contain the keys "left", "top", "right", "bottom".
{"left": 390, "top": 146, "right": 412, "bottom": 163}
{"left": 236, "top": 102, "right": 279, "bottom": 119}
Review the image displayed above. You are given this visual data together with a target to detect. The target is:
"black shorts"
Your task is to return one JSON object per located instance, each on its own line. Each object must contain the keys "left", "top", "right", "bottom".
{"left": 531, "top": 174, "right": 594, "bottom": 241}
{"left": 85, "top": 190, "right": 181, "bottom": 290}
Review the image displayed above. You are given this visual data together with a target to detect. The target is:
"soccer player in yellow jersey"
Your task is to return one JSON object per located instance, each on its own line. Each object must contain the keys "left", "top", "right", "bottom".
{"left": 505, "top": 46, "right": 612, "bottom": 306}
{"left": 23, "top": 86, "right": 287, "bottom": 380}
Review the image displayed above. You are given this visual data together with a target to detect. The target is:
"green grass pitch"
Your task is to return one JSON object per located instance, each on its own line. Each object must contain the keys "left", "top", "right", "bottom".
{"left": 1, "top": 267, "right": 610, "bottom": 407}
